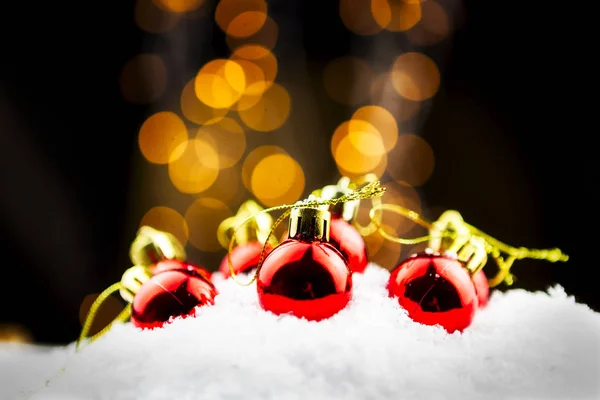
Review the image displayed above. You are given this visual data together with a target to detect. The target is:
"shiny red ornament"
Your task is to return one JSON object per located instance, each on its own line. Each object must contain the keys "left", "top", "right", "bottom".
{"left": 257, "top": 239, "right": 351, "bottom": 321}
{"left": 472, "top": 269, "right": 490, "bottom": 308}
{"left": 218, "top": 241, "right": 272, "bottom": 278}
{"left": 257, "top": 207, "right": 352, "bottom": 321}
{"left": 131, "top": 265, "right": 217, "bottom": 330}
{"left": 328, "top": 218, "right": 368, "bottom": 273}
{"left": 388, "top": 252, "right": 478, "bottom": 333}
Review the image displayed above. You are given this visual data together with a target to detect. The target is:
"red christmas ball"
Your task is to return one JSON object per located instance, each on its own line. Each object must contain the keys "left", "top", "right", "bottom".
{"left": 149, "top": 259, "right": 213, "bottom": 282}
{"left": 131, "top": 267, "right": 217, "bottom": 330}
{"left": 328, "top": 218, "right": 368, "bottom": 273}
{"left": 473, "top": 269, "right": 490, "bottom": 308}
{"left": 257, "top": 239, "right": 352, "bottom": 321}
{"left": 218, "top": 241, "right": 272, "bottom": 278}
{"left": 388, "top": 252, "right": 478, "bottom": 333}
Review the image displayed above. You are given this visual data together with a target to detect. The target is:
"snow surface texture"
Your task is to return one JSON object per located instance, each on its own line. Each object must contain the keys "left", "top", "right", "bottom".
{"left": 1, "top": 263, "right": 599, "bottom": 400}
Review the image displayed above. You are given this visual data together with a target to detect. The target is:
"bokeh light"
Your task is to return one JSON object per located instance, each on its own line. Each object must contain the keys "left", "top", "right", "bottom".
{"left": 135, "top": 0, "right": 181, "bottom": 33}
{"left": 195, "top": 59, "right": 246, "bottom": 109}
{"left": 250, "top": 153, "right": 305, "bottom": 207}
{"left": 79, "top": 294, "right": 124, "bottom": 337}
{"left": 241, "top": 145, "right": 288, "bottom": 191}
{"left": 391, "top": 52, "right": 440, "bottom": 101}
{"left": 406, "top": 0, "right": 451, "bottom": 46}
{"left": 0, "top": 324, "right": 33, "bottom": 343}
{"left": 339, "top": 0, "right": 385, "bottom": 35}
{"left": 139, "top": 206, "right": 189, "bottom": 246}
{"left": 226, "top": 15, "right": 278, "bottom": 51}
{"left": 370, "top": 72, "right": 422, "bottom": 122}
{"left": 331, "top": 120, "right": 386, "bottom": 175}
{"left": 168, "top": 139, "right": 219, "bottom": 193}
{"left": 195, "top": 118, "right": 246, "bottom": 169}
{"left": 138, "top": 112, "right": 188, "bottom": 164}
{"left": 233, "top": 59, "right": 267, "bottom": 100}
{"left": 323, "top": 57, "right": 373, "bottom": 106}
{"left": 154, "top": 0, "right": 204, "bottom": 13}
{"left": 351, "top": 106, "right": 399, "bottom": 152}
{"left": 185, "top": 198, "right": 232, "bottom": 252}
{"left": 120, "top": 54, "right": 167, "bottom": 104}
{"left": 386, "top": 133, "right": 435, "bottom": 186}
{"left": 215, "top": 0, "right": 268, "bottom": 38}
{"left": 238, "top": 83, "right": 291, "bottom": 132}
{"left": 372, "top": 0, "right": 422, "bottom": 32}
{"left": 230, "top": 45, "right": 278, "bottom": 92}
{"left": 180, "top": 78, "right": 228, "bottom": 125}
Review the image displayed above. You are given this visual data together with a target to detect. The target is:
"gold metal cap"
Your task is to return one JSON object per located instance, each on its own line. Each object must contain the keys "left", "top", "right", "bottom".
{"left": 288, "top": 207, "right": 331, "bottom": 242}
{"left": 129, "top": 226, "right": 186, "bottom": 266}
{"left": 119, "top": 266, "right": 152, "bottom": 304}
{"left": 312, "top": 177, "right": 359, "bottom": 222}
{"left": 217, "top": 200, "right": 275, "bottom": 248}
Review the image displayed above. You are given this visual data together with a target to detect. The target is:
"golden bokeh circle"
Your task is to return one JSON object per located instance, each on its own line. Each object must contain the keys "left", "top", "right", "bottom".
{"left": 154, "top": 0, "right": 204, "bottom": 13}
{"left": 340, "top": 0, "right": 385, "bottom": 35}
{"left": 372, "top": 0, "right": 422, "bottom": 32}
{"left": 331, "top": 121, "right": 384, "bottom": 174}
{"left": 226, "top": 15, "right": 278, "bottom": 51}
{"left": 138, "top": 111, "right": 188, "bottom": 164}
{"left": 406, "top": 0, "right": 451, "bottom": 46}
{"left": 386, "top": 134, "right": 435, "bottom": 186}
{"left": 238, "top": 83, "right": 291, "bottom": 132}
{"left": 241, "top": 145, "right": 288, "bottom": 191}
{"left": 195, "top": 118, "right": 246, "bottom": 169}
{"left": 230, "top": 45, "right": 278, "bottom": 91}
{"left": 391, "top": 52, "right": 440, "bottom": 101}
{"left": 351, "top": 106, "right": 399, "bottom": 152}
{"left": 250, "top": 153, "right": 305, "bottom": 207}
{"left": 180, "top": 78, "right": 228, "bottom": 125}
{"left": 168, "top": 139, "right": 219, "bottom": 193}
{"left": 215, "top": 0, "right": 268, "bottom": 38}
{"left": 139, "top": 206, "right": 189, "bottom": 246}
{"left": 370, "top": 72, "right": 422, "bottom": 122}
{"left": 194, "top": 59, "right": 246, "bottom": 109}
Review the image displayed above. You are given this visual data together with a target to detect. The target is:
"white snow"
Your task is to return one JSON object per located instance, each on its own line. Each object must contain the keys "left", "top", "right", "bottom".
{"left": 1, "top": 264, "right": 599, "bottom": 400}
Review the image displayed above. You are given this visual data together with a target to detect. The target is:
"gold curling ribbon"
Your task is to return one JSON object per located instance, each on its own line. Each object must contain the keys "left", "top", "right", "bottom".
{"left": 368, "top": 203, "right": 568, "bottom": 286}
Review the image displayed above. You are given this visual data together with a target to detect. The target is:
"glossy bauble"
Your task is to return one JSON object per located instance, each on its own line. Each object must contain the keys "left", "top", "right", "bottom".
{"left": 149, "top": 259, "right": 213, "bottom": 283}
{"left": 131, "top": 267, "right": 217, "bottom": 330}
{"left": 257, "top": 239, "right": 352, "bottom": 321}
{"left": 473, "top": 269, "right": 490, "bottom": 308}
{"left": 218, "top": 241, "right": 272, "bottom": 278}
{"left": 388, "top": 252, "right": 478, "bottom": 333}
{"left": 328, "top": 218, "right": 368, "bottom": 273}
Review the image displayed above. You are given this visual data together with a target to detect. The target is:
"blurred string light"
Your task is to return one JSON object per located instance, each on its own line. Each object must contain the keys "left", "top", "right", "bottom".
{"left": 115, "top": 0, "right": 451, "bottom": 280}
{"left": 119, "top": 0, "right": 301, "bottom": 265}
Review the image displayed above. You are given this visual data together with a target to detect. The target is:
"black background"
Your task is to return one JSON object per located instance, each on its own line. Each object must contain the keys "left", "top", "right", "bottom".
{"left": 0, "top": 1, "right": 594, "bottom": 345}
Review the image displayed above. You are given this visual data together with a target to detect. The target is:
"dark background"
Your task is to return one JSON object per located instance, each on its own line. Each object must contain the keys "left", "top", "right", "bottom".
{"left": 0, "top": 1, "right": 594, "bottom": 345}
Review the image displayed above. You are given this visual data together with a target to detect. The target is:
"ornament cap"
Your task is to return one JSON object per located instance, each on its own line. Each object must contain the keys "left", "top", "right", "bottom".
{"left": 288, "top": 207, "right": 331, "bottom": 242}
{"left": 129, "top": 226, "right": 186, "bottom": 266}
{"left": 119, "top": 265, "right": 152, "bottom": 304}
{"left": 312, "top": 177, "right": 359, "bottom": 222}
{"left": 217, "top": 200, "right": 275, "bottom": 249}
